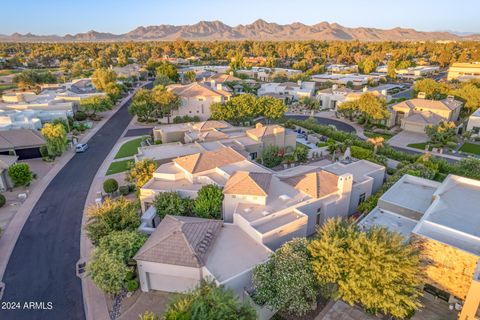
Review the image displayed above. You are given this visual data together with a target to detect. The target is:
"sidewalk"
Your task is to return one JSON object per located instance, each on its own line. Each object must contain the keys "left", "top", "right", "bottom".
{"left": 80, "top": 116, "right": 143, "bottom": 320}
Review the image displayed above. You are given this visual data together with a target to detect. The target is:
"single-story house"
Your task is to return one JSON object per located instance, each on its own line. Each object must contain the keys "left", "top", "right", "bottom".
{"left": 0, "top": 129, "right": 46, "bottom": 159}
{"left": 134, "top": 215, "right": 272, "bottom": 296}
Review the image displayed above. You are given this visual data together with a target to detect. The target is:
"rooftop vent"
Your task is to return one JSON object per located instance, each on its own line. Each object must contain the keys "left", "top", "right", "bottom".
{"left": 279, "top": 194, "right": 291, "bottom": 201}
{"left": 261, "top": 211, "right": 270, "bottom": 216}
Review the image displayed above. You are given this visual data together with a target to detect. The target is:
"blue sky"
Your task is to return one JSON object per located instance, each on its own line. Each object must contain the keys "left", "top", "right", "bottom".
{"left": 1, "top": 0, "right": 479, "bottom": 35}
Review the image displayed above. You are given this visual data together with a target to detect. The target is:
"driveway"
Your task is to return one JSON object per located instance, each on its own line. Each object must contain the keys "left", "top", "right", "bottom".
{"left": 0, "top": 83, "right": 152, "bottom": 320}
{"left": 388, "top": 131, "right": 428, "bottom": 148}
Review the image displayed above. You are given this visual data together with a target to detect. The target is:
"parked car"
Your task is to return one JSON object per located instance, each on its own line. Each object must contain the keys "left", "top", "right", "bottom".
{"left": 75, "top": 143, "right": 88, "bottom": 153}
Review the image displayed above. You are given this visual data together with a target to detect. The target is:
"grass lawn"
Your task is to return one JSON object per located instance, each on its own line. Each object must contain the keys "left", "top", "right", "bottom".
{"left": 459, "top": 142, "right": 480, "bottom": 155}
{"left": 106, "top": 159, "right": 133, "bottom": 175}
{"left": 364, "top": 131, "right": 394, "bottom": 141}
{"left": 114, "top": 137, "right": 146, "bottom": 159}
{"left": 407, "top": 142, "right": 432, "bottom": 151}
{"left": 0, "top": 84, "right": 17, "bottom": 92}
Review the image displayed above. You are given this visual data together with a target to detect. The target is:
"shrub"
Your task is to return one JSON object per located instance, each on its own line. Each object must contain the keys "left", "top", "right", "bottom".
{"left": 97, "top": 230, "right": 147, "bottom": 263}
{"left": 163, "top": 280, "right": 256, "bottom": 320}
{"left": 118, "top": 186, "right": 130, "bottom": 196}
{"left": 153, "top": 191, "right": 193, "bottom": 219}
{"left": 127, "top": 280, "right": 139, "bottom": 292}
{"left": 261, "top": 146, "right": 284, "bottom": 168}
{"left": 194, "top": 185, "right": 224, "bottom": 219}
{"left": 85, "top": 197, "right": 140, "bottom": 246}
{"left": 103, "top": 178, "right": 119, "bottom": 194}
{"left": 86, "top": 251, "right": 130, "bottom": 295}
{"left": 74, "top": 110, "right": 87, "bottom": 121}
{"left": 0, "top": 194, "right": 6, "bottom": 208}
{"left": 8, "top": 163, "right": 33, "bottom": 187}
{"left": 126, "top": 159, "right": 157, "bottom": 188}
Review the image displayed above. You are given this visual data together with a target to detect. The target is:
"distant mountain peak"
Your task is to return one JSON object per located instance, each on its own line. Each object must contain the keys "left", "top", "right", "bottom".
{"left": 1, "top": 20, "right": 479, "bottom": 42}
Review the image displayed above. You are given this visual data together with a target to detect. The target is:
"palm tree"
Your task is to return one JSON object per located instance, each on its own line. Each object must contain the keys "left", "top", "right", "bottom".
{"left": 368, "top": 136, "right": 385, "bottom": 154}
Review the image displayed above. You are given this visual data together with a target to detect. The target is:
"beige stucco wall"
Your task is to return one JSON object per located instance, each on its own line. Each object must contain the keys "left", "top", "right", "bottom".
{"left": 170, "top": 95, "right": 225, "bottom": 121}
{"left": 411, "top": 234, "right": 479, "bottom": 300}
{"left": 136, "top": 260, "right": 202, "bottom": 293}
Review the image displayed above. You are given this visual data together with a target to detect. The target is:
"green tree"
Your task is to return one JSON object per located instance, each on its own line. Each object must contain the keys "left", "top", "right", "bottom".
{"left": 153, "top": 191, "right": 193, "bottom": 219}
{"left": 129, "top": 89, "right": 156, "bottom": 122}
{"left": 387, "top": 60, "right": 397, "bottom": 79}
{"left": 87, "top": 250, "right": 130, "bottom": 295}
{"left": 357, "top": 93, "right": 389, "bottom": 125}
{"left": 425, "top": 121, "right": 457, "bottom": 147}
{"left": 293, "top": 144, "right": 309, "bottom": 163}
{"left": 229, "top": 52, "right": 245, "bottom": 72}
{"left": 97, "top": 230, "right": 147, "bottom": 263}
{"left": 300, "top": 96, "right": 320, "bottom": 116}
{"left": 359, "top": 58, "right": 377, "bottom": 74}
{"left": 337, "top": 101, "right": 358, "bottom": 121}
{"left": 252, "top": 238, "right": 318, "bottom": 316}
{"left": 194, "top": 184, "right": 224, "bottom": 219}
{"left": 155, "top": 62, "right": 179, "bottom": 82}
{"left": 184, "top": 70, "right": 196, "bottom": 83}
{"left": 163, "top": 280, "right": 256, "bottom": 320}
{"left": 451, "top": 82, "right": 480, "bottom": 113}
{"left": 125, "top": 159, "right": 157, "bottom": 188}
{"left": 80, "top": 96, "right": 113, "bottom": 117}
{"left": 413, "top": 78, "right": 449, "bottom": 100}
{"left": 308, "top": 219, "right": 423, "bottom": 319}
{"left": 258, "top": 96, "right": 287, "bottom": 120}
{"left": 103, "top": 178, "right": 119, "bottom": 194}
{"left": 8, "top": 163, "right": 33, "bottom": 187}
{"left": 105, "top": 82, "right": 123, "bottom": 103}
{"left": 154, "top": 74, "right": 174, "bottom": 87}
{"left": 92, "top": 68, "right": 117, "bottom": 91}
{"left": 41, "top": 122, "right": 68, "bottom": 158}
{"left": 151, "top": 85, "right": 181, "bottom": 120}
{"left": 85, "top": 197, "right": 140, "bottom": 246}
{"left": 261, "top": 145, "right": 284, "bottom": 168}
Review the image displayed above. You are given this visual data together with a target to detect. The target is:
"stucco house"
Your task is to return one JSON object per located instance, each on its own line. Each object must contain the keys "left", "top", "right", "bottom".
{"left": 258, "top": 81, "right": 315, "bottom": 101}
{"left": 144, "top": 122, "right": 297, "bottom": 163}
{"left": 164, "top": 82, "right": 231, "bottom": 122}
{"left": 389, "top": 97, "right": 462, "bottom": 133}
{"left": 0, "top": 129, "right": 46, "bottom": 159}
{"left": 359, "top": 174, "right": 480, "bottom": 320}
{"left": 466, "top": 108, "right": 480, "bottom": 134}
{"left": 134, "top": 215, "right": 272, "bottom": 295}
{"left": 140, "top": 146, "right": 385, "bottom": 249}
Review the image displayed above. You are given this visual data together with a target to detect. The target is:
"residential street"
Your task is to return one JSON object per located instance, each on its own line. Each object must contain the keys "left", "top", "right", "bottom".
{"left": 0, "top": 84, "right": 151, "bottom": 320}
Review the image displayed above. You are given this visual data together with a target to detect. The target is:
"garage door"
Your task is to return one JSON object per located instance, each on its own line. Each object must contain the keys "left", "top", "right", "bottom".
{"left": 403, "top": 122, "right": 426, "bottom": 134}
{"left": 147, "top": 272, "right": 199, "bottom": 292}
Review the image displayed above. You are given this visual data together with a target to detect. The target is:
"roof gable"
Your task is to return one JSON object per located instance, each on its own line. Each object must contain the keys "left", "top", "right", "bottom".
{"left": 223, "top": 171, "right": 272, "bottom": 196}
{"left": 174, "top": 147, "right": 245, "bottom": 174}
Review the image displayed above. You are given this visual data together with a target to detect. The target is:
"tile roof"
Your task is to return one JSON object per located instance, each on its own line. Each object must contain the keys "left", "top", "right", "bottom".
{"left": 403, "top": 111, "right": 444, "bottom": 125}
{"left": 246, "top": 124, "right": 285, "bottom": 140}
{"left": 174, "top": 147, "right": 245, "bottom": 174}
{"left": 0, "top": 129, "right": 45, "bottom": 150}
{"left": 198, "top": 130, "right": 229, "bottom": 142}
{"left": 191, "top": 120, "right": 229, "bottom": 131}
{"left": 134, "top": 215, "right": 223, "bottom": 268}
{"left": 282, "top": 170, "right": 339, "bottom": 198}
{"left": 223, "top": 171, "right": 272, "bottom": 196}
{"left": 168, "top": 82, "right": 230, "bottom": 98}
{"left": 393, "top": 98, "right": 462, "bottom": 113}
{"left": 208, "top": 73, "right": 242, "bottom": 83}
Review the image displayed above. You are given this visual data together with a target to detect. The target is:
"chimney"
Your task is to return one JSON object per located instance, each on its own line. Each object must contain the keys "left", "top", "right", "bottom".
{"left": 255, "top": 123, "right": 263, "bottom": 129}
{"left": 202, "top": 77, "right": 207, "bottom": 82}
{"left": 417, "top": 92, "right": 426, "bottom": 99}
{"left": 332, "top": 84, "right": 338, "bottom": 90}
{"left": 362, "top": 86, "right": 368, "bottom": 93}
{"left": 216, "top": 83, "right": 223, "bottom": 91}
{"left": 447, "top": 95, "right": 454, "bottom": 101}
{"left": 210, "top": 80, "right": 216, "bottom": 89}
{"left": 381, "top": 89, "right": 387, "bottom": 96}
{"left": 229, "top": 71, "right": 234, "bottom": 76}
{"left": 297, "top": 80, "right": 303, "bottom": 88}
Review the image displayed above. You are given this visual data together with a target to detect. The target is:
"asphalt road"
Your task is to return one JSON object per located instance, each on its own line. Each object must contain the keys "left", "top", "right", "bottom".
{"left": 0, "top": 83, "right": 151, "bottom": 320}
{"left": 124, "top": 127, "right": 154, "bottom": 137}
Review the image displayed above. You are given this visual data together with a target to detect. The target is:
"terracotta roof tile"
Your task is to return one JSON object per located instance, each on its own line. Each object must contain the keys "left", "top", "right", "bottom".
{"left": 283, "top": 170, "right": 339, "bottom": 198}
{"left": 174, "top": 147, "right": 245, "bottom": 174}
{"left": 134, "top": 215, "right": 223, "bottom": 267}
{"left": 223, "top": 171, "right": 272, "bottom": 196}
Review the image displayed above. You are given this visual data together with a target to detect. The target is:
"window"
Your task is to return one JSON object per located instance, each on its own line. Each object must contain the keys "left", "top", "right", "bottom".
{"left": 250, "top": 152, "right": 257, "bottom": 160}
{"left": 358, "top": 193, "right": 366, "bottom": 205}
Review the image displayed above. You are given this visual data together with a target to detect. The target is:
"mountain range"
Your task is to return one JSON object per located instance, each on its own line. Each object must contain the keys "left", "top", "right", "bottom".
{"left": 1, "top": 20, "right": 479, "bottom": 42}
